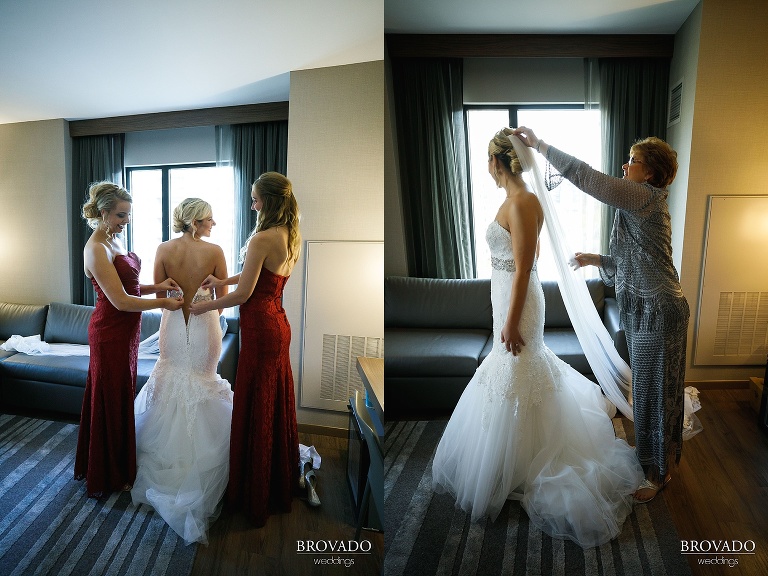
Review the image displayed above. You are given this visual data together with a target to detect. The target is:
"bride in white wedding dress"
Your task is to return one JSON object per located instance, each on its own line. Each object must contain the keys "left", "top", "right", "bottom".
{"left": 131, "top": 198, "right": 233, "bottom": 545}
{"left": 431, "top": 129, "right": 644, "bottom": 549}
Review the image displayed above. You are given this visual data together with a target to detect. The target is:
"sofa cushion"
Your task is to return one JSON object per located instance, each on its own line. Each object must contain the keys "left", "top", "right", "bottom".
{"left": 385, "top": 328, "right": 490, "bottom": 377}
{"left": 0, "top": 348, "right": 17, "bottom": 360}
{"left": 0, "top": 302, "right": 48, "bottom": 340}
{"left": 43, "top": 302, "right": 94, "bottom": 345}
{"left": 542, "top": 278, "right": 605, "bottom": 328}
{"left": 140, "top": 310, "right": 163, "bottom": 340}
{"left": 0, "top": 354, "right": 91, "bottom": 387}
{"left": 542, "top": 329, "right": 591, "bottom": 374}
{"left": 385, "top": 277, "right": 492, "bottom": 330}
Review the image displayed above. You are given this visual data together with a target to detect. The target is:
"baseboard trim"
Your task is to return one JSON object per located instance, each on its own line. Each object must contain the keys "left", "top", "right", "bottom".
{"left": 685, "top": 380, "right": 750, "bottom": 390}
{"left": 297, "top": 423, "right": 348, "bottom": 438}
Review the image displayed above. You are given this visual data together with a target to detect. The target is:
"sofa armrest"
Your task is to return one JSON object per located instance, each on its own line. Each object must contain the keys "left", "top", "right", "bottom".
{"left": 603, "top": 298, "right": 630, "bottom": 365}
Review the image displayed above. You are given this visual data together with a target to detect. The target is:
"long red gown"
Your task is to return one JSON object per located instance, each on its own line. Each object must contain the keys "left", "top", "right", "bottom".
{"left": 227, "top": 267, "right": 299, "bottom": 526}
{"left": 74, "top": 252, "right": 142, "bottom": 497}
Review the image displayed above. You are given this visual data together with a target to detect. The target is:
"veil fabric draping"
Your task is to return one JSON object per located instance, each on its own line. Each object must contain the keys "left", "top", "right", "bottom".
{"left": 507, "top": 135, "right": 634, "bottom": 420}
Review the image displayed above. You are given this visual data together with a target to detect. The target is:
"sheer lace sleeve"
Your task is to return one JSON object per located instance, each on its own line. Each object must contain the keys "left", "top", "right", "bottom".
{"left": 545, "top": 145, "right": 656, "bottom": 211}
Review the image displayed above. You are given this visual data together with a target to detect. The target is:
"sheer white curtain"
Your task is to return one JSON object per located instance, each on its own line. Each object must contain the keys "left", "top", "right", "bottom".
{"left": 508, "top": 135, "right": 634, "bottom": 420}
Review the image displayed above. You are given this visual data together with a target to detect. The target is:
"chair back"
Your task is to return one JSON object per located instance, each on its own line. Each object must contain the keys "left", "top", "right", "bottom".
{"left": 353, "top": 391, "right": 384, "bottom": 513}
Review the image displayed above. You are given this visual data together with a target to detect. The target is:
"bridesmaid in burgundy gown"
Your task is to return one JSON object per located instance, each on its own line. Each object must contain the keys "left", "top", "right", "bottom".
{"left": 75, "top": 181, "right": 183, "bottom": 497}
{"left": 191, "top": 172, "right": 301, "bottom": 526}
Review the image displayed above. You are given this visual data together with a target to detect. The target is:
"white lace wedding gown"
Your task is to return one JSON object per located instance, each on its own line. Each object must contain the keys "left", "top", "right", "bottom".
{"left": 431, "top": 221, "right": 644, "bottom": 548}
{"left": 131, "top": 289, "right": 233, "bottom": 545}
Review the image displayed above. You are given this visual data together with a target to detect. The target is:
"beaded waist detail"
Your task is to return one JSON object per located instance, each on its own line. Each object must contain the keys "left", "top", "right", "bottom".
{"left": 192, "top": 292, "right": 213, "bottom": 304}
{"left": 491, "top": 257, "right": 516, "bottom": 272}
{"left": 490, "top": 257, "right": 537, "bottom": 273}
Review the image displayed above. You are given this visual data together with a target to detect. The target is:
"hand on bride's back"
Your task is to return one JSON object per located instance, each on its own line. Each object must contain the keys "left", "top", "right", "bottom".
{"left": 158, "top": 277, "right": 181, "bottom": 293}
{"left": 200, "top": 274, "right": 222, "bottom": 290}
{"left": 164, "top": 296, "right": 184, "bottom": 311}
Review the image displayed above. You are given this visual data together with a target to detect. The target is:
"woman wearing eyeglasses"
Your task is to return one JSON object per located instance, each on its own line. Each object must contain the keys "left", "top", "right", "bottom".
{"left": 513, "top": 127, "right": 689, "bottom": 505}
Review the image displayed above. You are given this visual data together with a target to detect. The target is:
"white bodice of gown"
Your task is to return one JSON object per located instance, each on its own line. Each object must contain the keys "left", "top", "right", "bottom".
{"left": 486, "top": 220, "right": 546, "bottom": 353}
{"left": 482, "top": 220, "right": 560, "bottom": 414}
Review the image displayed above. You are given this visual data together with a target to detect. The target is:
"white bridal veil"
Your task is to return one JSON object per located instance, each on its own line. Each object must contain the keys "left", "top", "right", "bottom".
{"left": 507, "top": 134, "right": 634, "bottom": 420}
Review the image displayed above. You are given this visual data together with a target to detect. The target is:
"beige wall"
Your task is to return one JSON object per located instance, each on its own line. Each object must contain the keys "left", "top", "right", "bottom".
{"left": 287, "top": 60, "right": 384, "bottom": 428}
{"left": 666, "top": 2, "right": 701, "bottom": 274}
{"left": 0, "top": 119, "right": 71, "bottom": 304}
{"left": 678, "top": 0, "right": 768, "bottom": 382}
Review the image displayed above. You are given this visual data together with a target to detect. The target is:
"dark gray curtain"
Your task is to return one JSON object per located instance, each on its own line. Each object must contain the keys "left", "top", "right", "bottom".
{"left": 390, "top": 58, "right": 474, "bottom": 279}
{"left": 71, "top": 134, "right": 125, "bottom": 305}
{"left": 216, "top": 121, "right": 288, "bottom": 273}
{"left": 598, "top": 58, "right": 670, "bottom": 251}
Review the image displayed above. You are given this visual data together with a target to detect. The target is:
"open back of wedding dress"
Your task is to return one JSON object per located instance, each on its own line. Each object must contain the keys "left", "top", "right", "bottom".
{"left": 431, "top": 138, "right": 644, "bottom": 549}
{"left": 131, "top": 289, "right": 233, "bottom": 545}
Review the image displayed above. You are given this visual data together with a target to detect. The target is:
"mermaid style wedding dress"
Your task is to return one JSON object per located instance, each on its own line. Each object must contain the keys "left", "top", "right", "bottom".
{"left": 431, "top": 221, "right": 644, "bottom": 549}
{"left": 131, "top": 288, "right": 233, "bottom": 545}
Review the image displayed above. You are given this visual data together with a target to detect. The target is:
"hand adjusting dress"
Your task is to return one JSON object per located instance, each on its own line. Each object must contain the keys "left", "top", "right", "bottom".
{"left": 431, "top": 221, "right": 644, "bottom": 548}
{"left": 75, "top": 252, "right": 142, "bottom": 497}
{"left": 131, "top": 288, "right": 233, "bottom": 545}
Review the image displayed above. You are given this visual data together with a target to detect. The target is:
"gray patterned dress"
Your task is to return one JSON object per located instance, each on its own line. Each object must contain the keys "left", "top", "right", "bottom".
{"left": 545, "top": 145, "right": 689, "bottom": 483}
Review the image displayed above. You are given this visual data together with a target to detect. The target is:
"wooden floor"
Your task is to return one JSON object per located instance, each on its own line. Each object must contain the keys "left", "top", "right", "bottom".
{"left": 632, "top": 388, "right": 768, "bottom": 576}
{"left": 191, "top": 432, "right": 383, "bottom": 576}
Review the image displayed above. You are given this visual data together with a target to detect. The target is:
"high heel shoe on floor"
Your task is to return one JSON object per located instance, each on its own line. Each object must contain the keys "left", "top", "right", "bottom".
{"left": 304, "top": 469, "right": 321, "bottom": 507}
{"left": 299, "top": 458, "right": 311, "bottom": 489}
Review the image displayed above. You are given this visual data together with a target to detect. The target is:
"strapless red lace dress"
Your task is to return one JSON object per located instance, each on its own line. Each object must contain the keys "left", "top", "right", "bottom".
{"left": 227, "top": 267, "right": 299, "bottom": 526}
{"left": 74, "top": 252, "right": 142, "bottom": 497}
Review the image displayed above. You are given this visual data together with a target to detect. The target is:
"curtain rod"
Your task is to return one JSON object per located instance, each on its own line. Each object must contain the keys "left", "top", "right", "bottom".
{"left": 69, "top": 102, "right": 289, "bottom": 137}
{"left": 386, "top": 34, "right": 674, "bottom": 59}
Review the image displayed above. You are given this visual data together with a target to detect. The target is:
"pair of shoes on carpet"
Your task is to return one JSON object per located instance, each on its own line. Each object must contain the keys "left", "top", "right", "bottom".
{"left": 633, "top": 475, "right": 671, "bottom": 504}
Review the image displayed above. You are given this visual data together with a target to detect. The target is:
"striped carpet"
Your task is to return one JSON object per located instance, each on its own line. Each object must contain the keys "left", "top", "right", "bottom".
{"left": 0, "top": 414, "right": 196, "bottom": 576}
{"left": 384, "top": 419, "right": 691, "bottom": 576}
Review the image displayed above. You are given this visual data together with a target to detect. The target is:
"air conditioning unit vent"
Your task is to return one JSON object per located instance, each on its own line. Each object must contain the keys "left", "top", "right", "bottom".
{"left": 668, "top": 79, "right": 683, "bottom": 127}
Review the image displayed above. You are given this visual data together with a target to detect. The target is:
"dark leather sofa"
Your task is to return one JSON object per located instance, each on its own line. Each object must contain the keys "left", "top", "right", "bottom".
{"left": 0, "top": 301, "right": 239, "bottom": 416}
{"left": 384, "top": 275, "right": 629, "bottom": 420}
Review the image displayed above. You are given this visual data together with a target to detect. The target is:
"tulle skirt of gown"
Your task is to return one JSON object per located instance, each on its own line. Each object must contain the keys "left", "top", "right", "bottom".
{"left": 131, "top": 291, "right": 233, "bottom": 545}
{"left": 432, "top": 239, "right": 643, "bottom": 548}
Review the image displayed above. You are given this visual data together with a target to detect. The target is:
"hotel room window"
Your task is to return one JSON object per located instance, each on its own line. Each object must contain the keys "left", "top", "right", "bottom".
{"left": 126, "top": 163, "right": 235, "bottom": 288}
{"left": 466, "top": 106, "right": 602, "bottom": 280}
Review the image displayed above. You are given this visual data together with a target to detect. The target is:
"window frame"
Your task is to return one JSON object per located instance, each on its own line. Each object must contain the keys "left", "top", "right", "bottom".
{"left": 462, "top": 103, "right": 586, "bottom": 203}
{"left": 463, "top": 104, "right": 601, "bottom": 280}
{"left": 125, "top": 162, "right": 217, "bottom": 250}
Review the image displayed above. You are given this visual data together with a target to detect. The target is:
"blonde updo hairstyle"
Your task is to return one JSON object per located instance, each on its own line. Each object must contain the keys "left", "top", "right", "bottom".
{"left": 81, "top": 181, "right": 132, "bottom": 230}
{"left": 173, "top": 198, "right": 212, "bottom": 239}
{"left": 630, "top": 137, "right": 678, "bottom": 188}
{"left": 488, "top": 128, "right": 524, "bottom": 177}
{"left": 240, "top": 172, "right": 301, "bottom": 264}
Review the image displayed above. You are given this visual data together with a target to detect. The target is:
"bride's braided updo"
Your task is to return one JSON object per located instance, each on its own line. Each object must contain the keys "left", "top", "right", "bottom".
{"left": 488, "top": 128, "right": 523, "bottom": 176}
